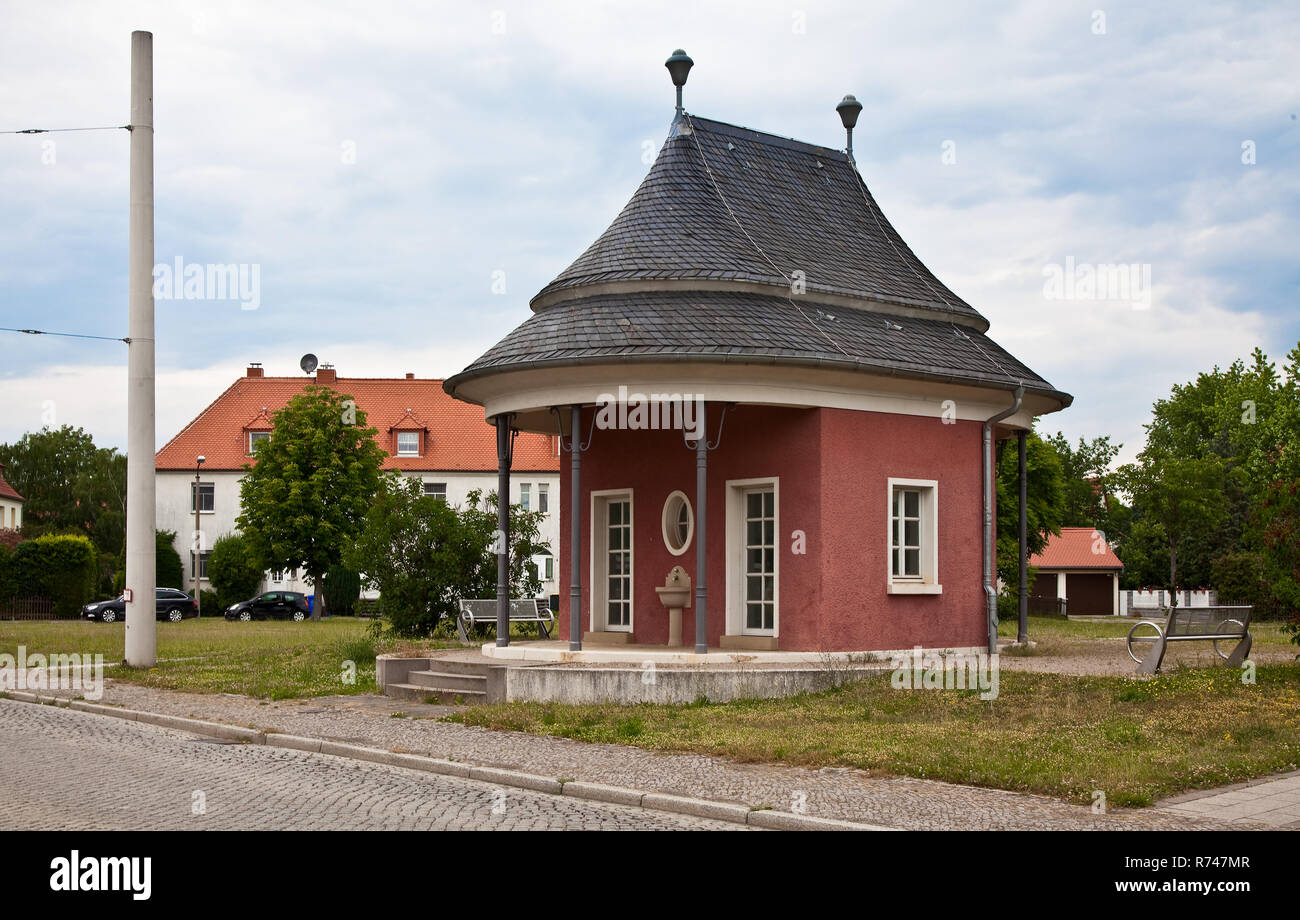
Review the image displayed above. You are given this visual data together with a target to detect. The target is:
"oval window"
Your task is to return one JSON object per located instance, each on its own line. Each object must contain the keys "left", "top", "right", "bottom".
{"left": 661, "top": 491, "right": 694, "bottom": 555}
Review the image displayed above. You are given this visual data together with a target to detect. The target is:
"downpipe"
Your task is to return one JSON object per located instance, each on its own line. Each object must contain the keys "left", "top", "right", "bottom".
{"left": 983, "top": 386, "right": 1023, "bottom": 655}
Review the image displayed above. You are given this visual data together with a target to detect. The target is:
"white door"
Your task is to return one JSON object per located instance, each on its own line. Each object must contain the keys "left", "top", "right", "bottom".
{"left": 593, "top": 494, "right": 633, "bottom": 632}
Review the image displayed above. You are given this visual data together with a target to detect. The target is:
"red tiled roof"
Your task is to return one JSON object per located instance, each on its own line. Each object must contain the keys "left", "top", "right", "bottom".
{"left": 1029, "top": 527, "right": 1123, "bottom": 570}
{"left": 155, "top": 371, "right": 560, "bottom": 473}
{"left": 0, "top": 463, "right": 23, "bottom": 502}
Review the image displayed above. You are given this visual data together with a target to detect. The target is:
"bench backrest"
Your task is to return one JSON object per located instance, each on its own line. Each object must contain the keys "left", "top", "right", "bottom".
{"left": 460, "top": 598, "right": 542, "bottom": 619}
{"left": 1167, "top": 605, "right": 1252, "bottom": 637}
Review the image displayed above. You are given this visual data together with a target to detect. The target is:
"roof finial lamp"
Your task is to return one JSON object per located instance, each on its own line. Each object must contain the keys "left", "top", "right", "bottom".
{"left": 665, "top": 49, "right": 694, "bottom": 122}
{"left": 837, "top": 93, "right": 863, "bottom": 160}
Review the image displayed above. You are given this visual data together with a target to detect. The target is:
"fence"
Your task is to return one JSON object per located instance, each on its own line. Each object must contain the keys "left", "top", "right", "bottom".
{"left": 1120, "top": 589, "right": 1219, "bottom": 617}
{"left": 0, "top": 597, "right": 56, "bottom": 620}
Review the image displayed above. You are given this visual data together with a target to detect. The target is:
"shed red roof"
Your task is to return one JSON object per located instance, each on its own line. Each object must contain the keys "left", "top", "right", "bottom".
{"left": 0, "top": 463, "right": 23, "bottom": 503}
{"left": 1029, "top": 527, "right": 1123, "bottom": 570}
{"left": 155, "top": 369, "right": 560, "bottom": 473}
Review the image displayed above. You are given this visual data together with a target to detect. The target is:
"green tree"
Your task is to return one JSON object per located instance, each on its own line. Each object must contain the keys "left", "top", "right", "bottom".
{"left": 1120, "top": 453, "right": 1231, "bottom": 605}
{"left": 324, "top": 563, "right": 362, "bottom": 616}
{"left": 1045, "top": 432, "right": 1122, "bottom": 528}
{"left": 346, "top": 477, "right": 545, "bottom": 638}
{"left": 156, "top": 530, "right": 185, "bottom": 590}
{"left": 0, "top": 427, "right": 126, "bottom": 560}
{"left": 995, "top": 429, "right": 1067, "bottom": 597}
{"left": 207, "top": 533, "right": 265, "bottom": 610}
{"left": 236, "top": 386, "right": 386, "bottom": 618}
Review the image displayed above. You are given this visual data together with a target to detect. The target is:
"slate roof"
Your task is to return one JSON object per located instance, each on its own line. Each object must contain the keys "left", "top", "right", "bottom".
{"left": 155, "top": 371, "right": 560, "bottom": 473}
{"left": 448, "top": 112, "right": 1068, "bottom": 406}
{"left": 458, "top": 290, "right": 1066, "bottom": 400}
{"left": 1029, "top": 527, "right": 1124, "bottom": 570}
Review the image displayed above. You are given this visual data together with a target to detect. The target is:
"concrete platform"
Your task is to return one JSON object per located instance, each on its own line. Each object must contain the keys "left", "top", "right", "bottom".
{"left": 480, "top": 639, "right": 983, "bottom": 666}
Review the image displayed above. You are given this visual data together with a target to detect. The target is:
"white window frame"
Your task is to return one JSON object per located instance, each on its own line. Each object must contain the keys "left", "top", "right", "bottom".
{"left": 396, "top": 431, "right": 420, "bottom": 456}
{"left": 248, "top": 431, "right": 270, "bottom": 454}
{"left": 660, "top": 490, "right": 694, "bottom": 557}
{"left": 724, "top": 477, "right": 779, "bottom": 638}
{"left": 191, "top": 482, "right": 215, "bottom": 514}
{"left": 537, "top": 482, "right": 549, "bottom": 514}
{"left": 520, "top": 482, "right": 530, "bottom": 511}
{"left": 423, "top": 481, "right": 447, "bottom": 501}
{"left": 589, "top": 489, "right": 634, "bottom": 633}
{"left": 886, "top": 477, "right": 942, "bottom": 595}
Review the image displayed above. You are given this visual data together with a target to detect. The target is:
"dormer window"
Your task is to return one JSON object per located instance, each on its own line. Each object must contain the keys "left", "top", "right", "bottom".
{"left": 396, "top": 431, "right": 420, "bottom": 456}
{"left": 248, "top": 431, "right": 270, "bottom": 454}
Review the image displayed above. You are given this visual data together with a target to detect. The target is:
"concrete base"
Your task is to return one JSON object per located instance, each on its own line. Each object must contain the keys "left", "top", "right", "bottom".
{"left": 583, "top": 631, "right": 634, "bottom": 646}
{"left": 719, "top": 634, "right": 780, "bottom": 651}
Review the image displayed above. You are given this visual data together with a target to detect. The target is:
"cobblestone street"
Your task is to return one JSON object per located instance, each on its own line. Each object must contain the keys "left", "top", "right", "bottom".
{"left": 0, "top": 700, "right": 744, "bottom": 831}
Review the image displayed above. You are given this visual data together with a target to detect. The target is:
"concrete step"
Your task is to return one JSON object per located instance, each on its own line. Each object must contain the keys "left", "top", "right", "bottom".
{"left": 384, "top": 683, "right": 488, "bottom": 705}
{"left": 423, "top": 658, "right": 492, "bottom": 676}
{"left": 408, "top": 669, "right": 487, "bottom": 692}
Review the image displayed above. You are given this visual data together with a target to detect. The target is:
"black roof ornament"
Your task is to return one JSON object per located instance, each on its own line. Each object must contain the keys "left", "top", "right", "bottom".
{"left": 836, "top": 94, "right": 863, "bottom": 159}
{"left": 665, "top": 49, "right": 694, "bottom": 122}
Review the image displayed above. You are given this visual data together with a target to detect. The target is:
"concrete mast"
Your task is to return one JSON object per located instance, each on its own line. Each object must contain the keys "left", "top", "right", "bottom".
{"left": 124, "top": 30, "right": 156, "bottom": 667}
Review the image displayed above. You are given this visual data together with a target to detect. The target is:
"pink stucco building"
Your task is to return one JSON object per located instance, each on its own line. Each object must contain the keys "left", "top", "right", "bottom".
{"left": 445, "top": 51, "right": 1071, "bottom": 655}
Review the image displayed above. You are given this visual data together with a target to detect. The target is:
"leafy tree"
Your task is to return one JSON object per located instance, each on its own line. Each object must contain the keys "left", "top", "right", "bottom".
{"left": 236, "top": 386, "right": 386, "bottom": 618}
{"left": 1045, "top": 432, "right": 1122, "bottom": 528}
{"left": 346, "top": 476, "right": 545, "bottom": 638}
{"left": 156, "top": 530, "right": 185, "bottom": 590}
{"left": 207, "top": 533, "right": 265, "bottom": 610}
{"left": 994, "top": 428, "right": 1067, "bottom": 596}
{"left": 0, "top": 426, "right": 125, "bottom": 561}
{"left": 1119, "top": 453, "right": 1231, "bottom": 605}
{"left": 1252, "top": 478, "right": 1300, "bottom": 640}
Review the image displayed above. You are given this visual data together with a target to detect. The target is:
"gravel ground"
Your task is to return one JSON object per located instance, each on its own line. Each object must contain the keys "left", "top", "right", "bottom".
{"left": 19, "top": 678, "right": 1274, "bottom": 831}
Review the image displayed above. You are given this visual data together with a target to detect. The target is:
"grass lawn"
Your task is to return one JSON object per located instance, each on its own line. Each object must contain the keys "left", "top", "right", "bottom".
{"left": 449, "top": 661, "right": 1300, "bottom": 806}
{"left": 0, "top": 617, "right": 462, "bottom": 699}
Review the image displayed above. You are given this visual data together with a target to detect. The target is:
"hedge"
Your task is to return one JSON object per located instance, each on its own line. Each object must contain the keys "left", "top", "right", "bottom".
{"left": 1, "top": 534, "right": 98, "bottom": 618}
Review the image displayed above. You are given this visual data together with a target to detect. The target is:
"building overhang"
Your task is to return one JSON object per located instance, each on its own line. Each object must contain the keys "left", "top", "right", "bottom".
{"left": 444, "top": 358, "right": 1070, "bottom": 435}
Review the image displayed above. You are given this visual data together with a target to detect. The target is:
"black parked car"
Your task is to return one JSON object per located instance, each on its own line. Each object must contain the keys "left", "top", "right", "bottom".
{"left": 224, "top": 591, "right": 311, "bottom": 622}
{"left": 82, "top": 588, "right": 200, "bottom": 623}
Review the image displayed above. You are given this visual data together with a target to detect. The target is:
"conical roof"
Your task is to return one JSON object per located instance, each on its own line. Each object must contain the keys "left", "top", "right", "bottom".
{"left": 447, "top": 113, "right": 1069, "bottom": 408}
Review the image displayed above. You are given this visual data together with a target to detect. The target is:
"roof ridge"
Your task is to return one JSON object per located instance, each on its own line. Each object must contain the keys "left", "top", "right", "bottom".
{"left": 685, "top": 114, "right": 848, "bottom": 158}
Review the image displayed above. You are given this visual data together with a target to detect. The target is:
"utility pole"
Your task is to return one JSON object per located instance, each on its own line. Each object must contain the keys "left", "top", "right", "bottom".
{"left": 124, "top": 31, "right": 156, "bottom": 667}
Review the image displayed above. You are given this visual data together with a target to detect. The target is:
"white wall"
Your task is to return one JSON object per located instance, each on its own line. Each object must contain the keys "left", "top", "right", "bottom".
{"left": 0, "top": 499, "right": 21, "bottom": 531}
{"left": 156, "top": 469, "right": 561, "bottom": 600}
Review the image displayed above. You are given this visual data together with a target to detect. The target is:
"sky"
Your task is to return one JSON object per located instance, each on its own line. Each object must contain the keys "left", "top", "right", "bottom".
{"left": 1, "top": 0, "right": 1297, "bottom": 465}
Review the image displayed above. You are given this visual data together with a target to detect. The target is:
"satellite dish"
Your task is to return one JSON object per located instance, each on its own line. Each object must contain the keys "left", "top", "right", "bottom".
{"left": 300, "top": 353, "right": 318, "bottom": 374}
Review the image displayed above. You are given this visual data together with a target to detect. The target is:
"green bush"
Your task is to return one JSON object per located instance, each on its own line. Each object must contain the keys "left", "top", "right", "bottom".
{"left": 324, "top": 564, "right": 361, "bottom": 615}
{"left": 156, "top": 530, "right": 185, "bottom": 590}
{"left": 207, "top": 533, "right": 264, "bottom": 609}
{"left": 199, "top": 588, "right": 220, "bottom": 617}
{"left": 6, "top": 534, "right": 97, "bottom": 617}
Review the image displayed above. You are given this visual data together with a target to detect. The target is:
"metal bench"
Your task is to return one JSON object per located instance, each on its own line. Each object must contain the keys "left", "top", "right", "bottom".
{"left": 457, "top": 598, "right": 554, "bottom": 643}
{"left": 1126, "top": 606, "right": 1253, "bottom": 674}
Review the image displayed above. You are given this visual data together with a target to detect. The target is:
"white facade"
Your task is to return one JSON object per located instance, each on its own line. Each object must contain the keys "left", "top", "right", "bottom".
{"left": 156, "top": 469, "right": 561, "bottom": 601}
{"left": 0, "top": 497, "right": 21, "bottom": 531}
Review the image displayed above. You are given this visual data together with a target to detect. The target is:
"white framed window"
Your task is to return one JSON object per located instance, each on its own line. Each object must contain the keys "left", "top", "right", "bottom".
{"left": 423, "top": 481, "right": 447, "bottom": 501}
{"left": 660, "top": 490, "right": 694, "bottom": 556}
{"left": 191, "top": 551, "right": 211, "bottom": 580}
{"left": 537, "top": 483, "right": 549, "bottom": 514}
{"left": 520, "top": 483, "right": 530, "bottom": 510}
{"left": 396, "top": 431, "right": 419, "bottom": 456}
{"left": 886, "top": 478, "right": 941, "bottom": 594}
{"left": 248, "top": 431, "right": 270, "bottom": 454}
{"left": 191, "top": 482, "right": 215, "bottom": 513}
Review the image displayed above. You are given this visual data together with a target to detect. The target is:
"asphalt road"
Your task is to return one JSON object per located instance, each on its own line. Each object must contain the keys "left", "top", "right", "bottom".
{"left": 0, "top": 700, "right": 744, "bottom": 831}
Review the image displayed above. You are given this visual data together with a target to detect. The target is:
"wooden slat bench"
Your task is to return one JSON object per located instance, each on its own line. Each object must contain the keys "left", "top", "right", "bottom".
{"left": 1126, "top": 606, "right": 1253, "bottom": 674}
{"left": 457, "top": 598, "right": 554, "bottom": 643}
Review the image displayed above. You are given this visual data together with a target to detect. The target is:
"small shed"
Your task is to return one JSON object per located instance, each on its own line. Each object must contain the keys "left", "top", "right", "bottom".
{"left": 1028, "top": 527, "right": 1123, "bottom": 616}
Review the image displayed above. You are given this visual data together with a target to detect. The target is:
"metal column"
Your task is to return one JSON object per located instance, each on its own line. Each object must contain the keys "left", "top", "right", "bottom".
{"left": 694, "top": 404, "right": 708, "bottom": 654}
{"left": 1018, "top": 430, "right": 1028, "bottom": 644}
{"left": 569, "top": 406, "right": 583, "bottom": 651}
{"left": 494, "top": 414, "right": 514, "bottom": 647}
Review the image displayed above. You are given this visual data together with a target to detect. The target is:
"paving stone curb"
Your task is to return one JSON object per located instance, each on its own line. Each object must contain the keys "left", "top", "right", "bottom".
{"left": 1, "top": 693, "right": 892, "bottom": 831}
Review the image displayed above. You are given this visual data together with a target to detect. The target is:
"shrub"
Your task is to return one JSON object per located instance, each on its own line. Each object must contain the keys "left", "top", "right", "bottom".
{"left": 7, "top": 534, "right": 98, "bottom": 617}
{"left": 324, "top": 564, "right": 361, "bottom": 615}
{"left": 207, "top": 533, "right": 264, "bottom": 609}
{"left": 199, "top": 588, "right": 220, "bottom": 617}
{"left": 156, "top": 530, "right": 185, "bottom": 590}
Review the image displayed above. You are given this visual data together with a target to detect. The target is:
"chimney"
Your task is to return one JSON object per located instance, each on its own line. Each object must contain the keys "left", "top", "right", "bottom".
{"left": 316, "top": 364, "right": 336, "bottom": 384}
{"left": 405, "top": 373, "right": 414, "bottom": 380}
{"left": 246, "top": 363, "right": 264, "bottom": 378}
